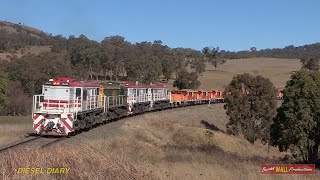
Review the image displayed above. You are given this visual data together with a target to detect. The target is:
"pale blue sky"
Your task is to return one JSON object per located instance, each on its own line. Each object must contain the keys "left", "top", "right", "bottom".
{"left": 0, "top": 0, "right": 319, "bottom": 51}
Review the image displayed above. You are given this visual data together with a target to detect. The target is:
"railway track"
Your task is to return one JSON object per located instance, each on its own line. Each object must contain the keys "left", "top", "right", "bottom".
{"left": 0, "top": 136, "right": 67, "bottom": 153}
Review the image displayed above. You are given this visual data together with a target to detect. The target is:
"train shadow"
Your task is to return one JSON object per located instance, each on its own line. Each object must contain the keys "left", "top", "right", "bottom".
{"left": 200, "top": 120, "right": 225, "bottom": 133}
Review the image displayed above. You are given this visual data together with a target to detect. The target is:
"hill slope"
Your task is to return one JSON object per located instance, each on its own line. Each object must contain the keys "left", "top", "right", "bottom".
{"left": 198, "top": 57, "right": 301, "bottom": 89}
{"left": 0, "top": 21, "right": 53, "bottom": 61}
{"left": 163, "top": 57, "right": 301, "bottom": 90}
{"left": 61, "top": 104, "right": 319, "bottom": 179}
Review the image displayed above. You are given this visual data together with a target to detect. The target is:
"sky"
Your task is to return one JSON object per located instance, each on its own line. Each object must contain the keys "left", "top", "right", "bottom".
{"left": 0, "top": 0, "right": 319, "bottom": 51}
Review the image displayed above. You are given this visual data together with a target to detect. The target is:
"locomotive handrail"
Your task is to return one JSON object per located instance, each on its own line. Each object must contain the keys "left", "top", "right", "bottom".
{"left": 33, "top": 94, "right": 105, "bottom": 114}
{"left": 107, "top": 95, "right": 126, "bottom": 107}
{"left": 152, "top": 93, "right": 167, "bottom": 101}
{"left": 33, "top": 95, "right": 75, "bottom": 114}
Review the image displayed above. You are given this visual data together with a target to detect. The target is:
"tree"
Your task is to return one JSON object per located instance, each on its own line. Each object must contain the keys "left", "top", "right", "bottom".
{"left": 161, "top": 57, "right": 176, "bottom": 79}
{"left": 186, "top": 50, "right": 206, "bottom": 75}
{"left": 173, "top": 70, "right": 200, "bottom": 90}
{"left": 250, "top": 47, "right": 257, "bottom": 52}
{"left": 152, "top": 40, "right": 177, "bottom": 79}
{"left": 68, "top": 35, "right": 103, "bottom": 80}
{"left": 202, "top": 47, "right": 226, "bottom": 69}
{"left": 300, "top": 57, "right": 320, "bottom": 71}
{"left": 0, "top": 71, "right": 6, "bottom": 110}
{"left": 101, "top": 36, "right": 131, "bottom": 81}
{"left": 5, "top": 81, "right": 31, "bottom": 115}
{"left": 270, "top": 70, "right": 320, "bottom": 163}
{"left": 171, "top": 48, "right": 189, "bottom": 79}
{"left": 224, "top": 73, "right": 277, "bottom": 144}
{"left": 126, "top": 42, "right": 162, "bottom": 84}
{"left": 7, "top": 52, "right": 74, "bottom": 94}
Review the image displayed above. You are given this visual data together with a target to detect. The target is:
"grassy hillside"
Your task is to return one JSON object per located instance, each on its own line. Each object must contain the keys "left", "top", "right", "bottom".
{"left": 0, "top": 21, "right": 49, "bottom": 38}
{"left": 111, "top": 104, "right": 314, "bottom": 179}
{"left": 59, "top": 104, "right": 318, "bottom": 179}
{"left": 164, "top": 57, "right": 301, "bottom": 90}
{"left": 198, "top": 58, "right": 301, "bottom": 90}
{"left": 0, "top": 45, "right": 51, "bottom": 61}
{"left": 0, "top": 21, "right": 53, "bottom": 61}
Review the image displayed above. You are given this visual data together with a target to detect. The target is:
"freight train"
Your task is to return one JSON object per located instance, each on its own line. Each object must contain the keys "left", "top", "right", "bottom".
{"left": 32, "top": 78, "right": 283, "bottom": 136}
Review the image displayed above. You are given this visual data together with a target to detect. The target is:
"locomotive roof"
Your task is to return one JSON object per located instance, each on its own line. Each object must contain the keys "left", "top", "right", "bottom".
{"left": 126, "top": 84, "right": 166, "bottom": 89}
{"left": 171, "top": 89, "right": 224, "bottom": 93}
{"left": 114, "top": 81, "right": 166, "bottom": 89}
{"left": 100, "top": 81, "right": 166, "bottom": 89}
{"left": 45, "top": 78, "right": 100, "bottom": 87}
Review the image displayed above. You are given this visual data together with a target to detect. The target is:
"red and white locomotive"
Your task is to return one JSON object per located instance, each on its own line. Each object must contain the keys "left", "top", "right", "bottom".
{"left": 32, "top": 78, "right": 104, "bottom": 136}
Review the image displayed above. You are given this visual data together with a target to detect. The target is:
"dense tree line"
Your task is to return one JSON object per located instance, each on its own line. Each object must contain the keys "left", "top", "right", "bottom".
{"left": 1, "top": 32, "right": 210, "bottom": 85}
{"left": 0, "top": 24, "right": 220, "bottom": 114}
{"left": 224, "top": 43, "right": 320, "bottom": 59}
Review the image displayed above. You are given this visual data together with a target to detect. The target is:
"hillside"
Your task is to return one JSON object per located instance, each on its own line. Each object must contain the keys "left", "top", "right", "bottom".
{"left": 0, "top": 21, "right": 53, "bottom": 61}
{"left": 199, "top": 58, "right": 301, "bottom": 89}
{"left": 224, "top": 43, "right": 320, "bottom": 59}
{"left": 164, "top": 57, "right": 302, "bottom": 90}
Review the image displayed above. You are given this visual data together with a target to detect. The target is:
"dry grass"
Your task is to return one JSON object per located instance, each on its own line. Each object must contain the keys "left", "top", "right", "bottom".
{"left": 0, "top": 21, "right": 46, "bottom": 35}
{"left": 164, "top": 58, "right": 301, "bottom": 90}
{"left": 0, "top": 116, "right": 32, "bottom": 146}
{"left": 198, "top": 58, "right": 301, "bottom": 89}
{"left": 103, "top": 104, "right": 320, "bottom": 179}
{"left": 0, "top": 46, "right": 51, "bottom": 62}
{"left": 1, "top": 146, "right": 153, "bottom": 180}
